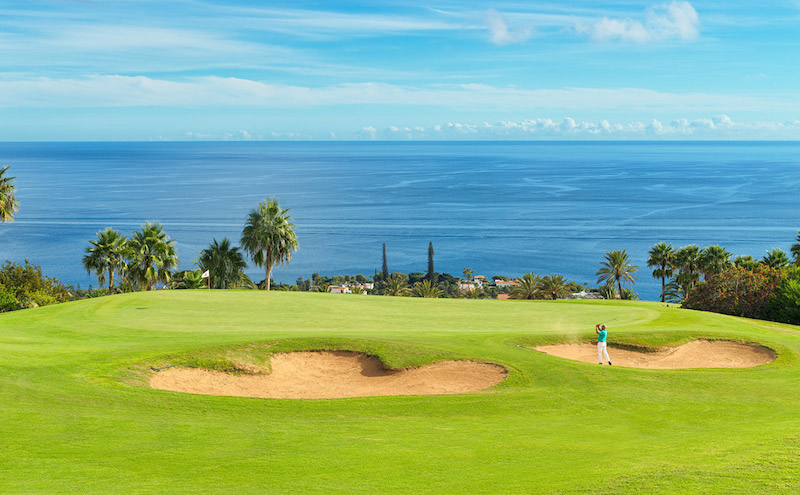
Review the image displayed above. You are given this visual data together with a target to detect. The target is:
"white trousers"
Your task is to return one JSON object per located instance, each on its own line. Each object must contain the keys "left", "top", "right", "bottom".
{"left": 597, "top": 341, "right": 611, "bottom": 364}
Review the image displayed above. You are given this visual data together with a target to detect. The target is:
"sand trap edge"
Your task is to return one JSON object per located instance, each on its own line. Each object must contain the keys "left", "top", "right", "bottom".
{"left": 149, "top": 350, "right": 509, "bottom": 399}
{"left": 531, "top": 339, "right": 776, "bottom": 369}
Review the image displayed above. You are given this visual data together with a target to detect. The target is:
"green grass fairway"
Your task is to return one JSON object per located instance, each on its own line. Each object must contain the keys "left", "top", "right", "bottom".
{"left": 2, "top": 291, "right": 800, "bottom": 494}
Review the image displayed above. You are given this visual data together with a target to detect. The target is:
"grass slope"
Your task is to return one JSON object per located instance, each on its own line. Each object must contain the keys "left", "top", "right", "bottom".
{"left": 1, "top": 291, "right": 799, "bottom": 494}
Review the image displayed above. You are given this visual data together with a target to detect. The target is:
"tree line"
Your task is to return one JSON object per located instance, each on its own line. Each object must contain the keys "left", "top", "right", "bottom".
{"left": 82, "top": 198, "right": 298, "bottom": 293}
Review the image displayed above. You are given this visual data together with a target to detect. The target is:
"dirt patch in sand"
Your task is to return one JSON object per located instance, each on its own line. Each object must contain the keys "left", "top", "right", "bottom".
{"left": 535, "top": 340, "right": 775, "bottom": 369}
{"left": 149, "top": 351, "right": 507, "bottom": 399}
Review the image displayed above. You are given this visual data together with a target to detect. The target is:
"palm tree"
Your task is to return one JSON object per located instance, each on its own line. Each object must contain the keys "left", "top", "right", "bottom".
{"left": 734, "top": 255, "right": 758, "bottom": 270}
{"left": 0, "top": 166, "right": 19, "bottom": 223}
{"left": 647, "top": 241, "right": 676, "bottom": 302}
{"left": 178, "top": 270, "right": 206, "bottom": 289}
{"left": 762, "top": 248, "right": 790, "bottom": 269}
{"left": 128, "top": 222, "right": 179, "bottom": 291}
{"left": 538, "top": 274, "right": 571, "bottom": 300}
{"left": 663, "top": 280, "right": 690, "bottom": 304}
{"left": 197, "top": 238, "right": 248, "bottom": 289}
{"left": 384, "top": 274, "right": 410, "bottom": 296}
{"left": 791, "top": 231, "right": 800, "bottom": 266}
{"left": 700, "top": 245, "right": 732, "bottom": 278}
{"left": 674, "top": 245, "right": 702, "bottom": 291}
{"left": 596, "top": 249, "right": 638, "bottom": 297}
{"left": 411, "top": 279, "right": 442, "bottom": 298}
{"left": 82, "top": 228, "right": 130, "bottom": 294}
{"left": 510, "top": 273, "right": 541, "bottom": 300}
{"left": 240, "top": 198, "right": 298, "bottom": 290}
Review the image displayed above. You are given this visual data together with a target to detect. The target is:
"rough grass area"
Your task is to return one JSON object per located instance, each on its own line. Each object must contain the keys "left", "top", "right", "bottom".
{"left": 1, "top": 290, "right": 799, "bottom": 494}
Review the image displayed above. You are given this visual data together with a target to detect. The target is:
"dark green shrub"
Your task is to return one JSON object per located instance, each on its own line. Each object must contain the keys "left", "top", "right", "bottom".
{"left": 684, "top": 265, "right": 784, "bottom": 319}
{"left": 768, "top": 279, "right": 800, "bottom": 325}
{"left": 0, "top": 286, "right": 19, "bottom": 312}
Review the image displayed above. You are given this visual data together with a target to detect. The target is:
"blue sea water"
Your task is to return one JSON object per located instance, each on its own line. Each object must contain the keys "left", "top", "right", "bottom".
{"left": 0, "top": 141, "right": 798, "bottom": 300}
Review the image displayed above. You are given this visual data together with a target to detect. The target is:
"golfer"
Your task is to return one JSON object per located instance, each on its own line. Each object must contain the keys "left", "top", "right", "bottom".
{"left": 596, "top": 324, "right": 612, "bottom": 365}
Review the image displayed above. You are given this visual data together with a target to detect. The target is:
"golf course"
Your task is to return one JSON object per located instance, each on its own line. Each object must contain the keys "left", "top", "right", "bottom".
{"left": 2, "top": 290, "right": 799, "bottom": 494}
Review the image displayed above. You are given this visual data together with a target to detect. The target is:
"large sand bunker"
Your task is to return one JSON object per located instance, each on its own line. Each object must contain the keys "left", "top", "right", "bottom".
{"left": 535, "top": 340, "right": 774, "bottom": 369}
{"left": 150, "top": 351, "right": 507, "bottom": 399}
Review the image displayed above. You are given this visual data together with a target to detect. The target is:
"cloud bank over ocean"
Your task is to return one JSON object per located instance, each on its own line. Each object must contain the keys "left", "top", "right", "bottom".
{"left": 174, "top": 116, "right": 800, "bottom": 141}
{"left": 1, "top": 1, "right": 797, "bottom": 140}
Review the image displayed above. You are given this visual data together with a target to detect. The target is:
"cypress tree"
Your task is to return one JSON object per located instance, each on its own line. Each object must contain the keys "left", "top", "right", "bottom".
{"left": 381, "top": 243, "right": 389, "bottom": 282}
{"left": 427, "top": 241, "right": 436, "bottom": 284}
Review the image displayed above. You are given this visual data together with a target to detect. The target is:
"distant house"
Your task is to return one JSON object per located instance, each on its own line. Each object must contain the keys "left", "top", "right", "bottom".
{"left": 328, "top": 285, "right": 350, "bottom": 294}
{"left": 358, "top": 282, "right": 374, "bottom": 290}
{"left": 473, "top": 275, "right": 486, "bottom": 287}
{"left": 458, "top": 282, "right": 476, "bottom": 291}
{"left": 494, "top": 280, "right": 520, "bottom": 288}
{"left": 497, "top": 294, "right": 510, "bottom": 300}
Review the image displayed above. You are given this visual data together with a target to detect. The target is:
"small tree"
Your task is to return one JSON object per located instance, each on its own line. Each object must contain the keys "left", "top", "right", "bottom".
{"left": 0, "top": 165, "right": 18, "bottom": 224}
{"left": 538, "top": 274, "right": 571, "bottom": 300}
{"left": 128, "top": 222, "right": 178, "bottom": 291}
{"left": 762, "top": 248, "right": 791, "bottom": 269}
{"left": 674, "top": 245, "right": 702, "bottom": 291}
{"left": 791, "top": 231, "right": 800, "bottom": 266}
{"left": 240, "top": 198, "right": 298, "bottom": 290}
{"left": 426, "top": 242, "right": 436, "bottom": 285}
{"left": 596, "top": 249, "right": 638, "bottom": 297}
{"left": 510, "top": 273, "right": 541, "bottom": 300}
{"left": 197, "top": 238, "right": 248, "bottom": 289}
{"left": 412, "top": 279, "right": 442, "bottom": 298}
{"left": 384, "top": 274, "right": 410, "bottom": 296}
{"left": 700, "top": 245, "right": 732, "bottom": 278}
{"left": 83, "top": 228, "right": 130, "bottom": 294}
{"left": 647, "top": 241, "right": 676, "bottom": 302}
{"left": 381, "top": 243, "right": 389, "bottom": 282}
{"left": 463, "top": 267, "right": 474, "bottom": 281}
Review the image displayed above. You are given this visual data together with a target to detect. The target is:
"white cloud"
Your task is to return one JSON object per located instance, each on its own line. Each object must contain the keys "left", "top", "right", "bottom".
{"left": 486, "top": 9, "right": 532, "bottom": 46}
{"left": 1, "top": 76, "right": 792, "bottom": 114}
{"left": 577, "top": 1, "right": 699, "bottom": 43}
{"left": 375, "top": 116, "right": 800, "bottom": 140}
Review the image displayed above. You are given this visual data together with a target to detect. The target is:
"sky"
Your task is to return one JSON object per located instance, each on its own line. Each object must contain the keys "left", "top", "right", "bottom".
{"left": 0, "top": 0, "right": 799, "bottom": 140}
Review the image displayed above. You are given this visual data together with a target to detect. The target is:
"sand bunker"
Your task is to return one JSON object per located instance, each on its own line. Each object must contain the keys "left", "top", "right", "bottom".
{"left": 535, "top": 340, "right": 774, "bottom": 369}
{"left": 149, "top": 351, "right": 507, "bottom": 399}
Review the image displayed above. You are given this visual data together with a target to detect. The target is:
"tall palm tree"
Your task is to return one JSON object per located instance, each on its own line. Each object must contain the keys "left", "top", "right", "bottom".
{"left": 197, "top": 238, "right": 248, "bottom": 289}
{"left": 384, "top": 274, "right": 410, "bottom": 296}
{"left": 538, "top": 274, "right": 571, "bottom": 300}
{"left": 647, "top": 241, "right": 676, "bottom": 302}
{"left": 411, "top": 279, "right": 442, "bottom": 298}
{"left": 82, "top": 228, "right": 130, "bottom": 294}
{"left": 791, "top": 231, "right": 800, "bottom": 266}
{"left": 0, "top": 166, "right": 19, "bottom": 223}
{"left": 240, "top": 198, "right": 298, "bottom": 290}
{"left": 700, "top": 244, "right": 732, "bottom": 278}
{"left": 510, "top": 273, "right": 541, "bottom": 300}
{"left": 128, "top": 222, "right": 179, "bottom": 291}
{"left": 762, "top": 248, "right": 790, "bottom": 269}
{"left": 596, "top": 249, "right": 638, "bottom": 297}
{"left": 674, "top": 245, "right": 702, "bottom": 291}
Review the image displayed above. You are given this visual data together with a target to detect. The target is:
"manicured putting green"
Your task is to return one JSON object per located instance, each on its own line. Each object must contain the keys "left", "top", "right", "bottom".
{"left": 1, "top": 291, "right": 799, "bottom": 494}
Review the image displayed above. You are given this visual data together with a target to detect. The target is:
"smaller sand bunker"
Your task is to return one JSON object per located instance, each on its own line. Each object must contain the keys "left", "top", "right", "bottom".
{"left": 535, "top": 340, "right": 774, "bottom": 369}
{"left": 150, "top": 351, "right": 507, "bottom": 399}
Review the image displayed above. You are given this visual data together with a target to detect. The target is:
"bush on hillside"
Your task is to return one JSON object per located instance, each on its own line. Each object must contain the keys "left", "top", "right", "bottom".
{"left": 0, "top": 286, "right": 20, "bottom": 312}
{"left": 683, "top": 265, "right": 784, "bottom": 319}
{"left": 767, "top": 279, "right": 800, "bottom": 325}
{"left": 0, "top": 260, "right": 70, "bottom": 311}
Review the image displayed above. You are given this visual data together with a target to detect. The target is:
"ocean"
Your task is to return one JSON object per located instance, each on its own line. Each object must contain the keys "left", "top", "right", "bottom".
{"left": 0, "top": 141, "right": 798, "bottom": 300}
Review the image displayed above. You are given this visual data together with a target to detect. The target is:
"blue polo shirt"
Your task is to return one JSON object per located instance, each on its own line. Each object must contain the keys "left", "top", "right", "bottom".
{"left": 598, "top": 329, "right": 607, "bottom": 342}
